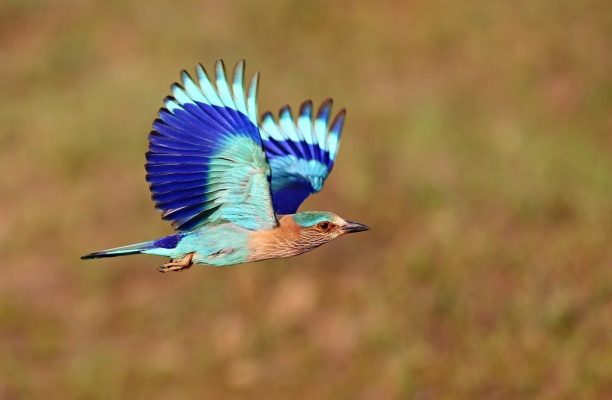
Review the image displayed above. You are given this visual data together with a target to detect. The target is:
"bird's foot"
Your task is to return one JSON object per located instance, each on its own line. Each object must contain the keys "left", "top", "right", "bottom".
{"left": 158, "top": 253, "right": 194, "bottom": 273}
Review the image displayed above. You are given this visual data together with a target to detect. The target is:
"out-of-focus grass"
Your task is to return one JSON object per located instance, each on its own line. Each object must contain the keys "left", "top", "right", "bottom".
{"left": 1, "top": 0, "right": 611, "bottom": 398}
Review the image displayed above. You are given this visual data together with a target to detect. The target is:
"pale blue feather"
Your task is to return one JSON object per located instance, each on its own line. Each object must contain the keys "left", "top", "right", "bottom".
{"left": 247, "top": 72, "right": 259, "bottom": 127}
{"left": 215, "top": 60, "right": 237, "bottom": 109}
{"left": 232, "top": 60, "right": 248, "bottom": 116}
{"left": 196, "top": 64, "right": 224, "bottom": 107}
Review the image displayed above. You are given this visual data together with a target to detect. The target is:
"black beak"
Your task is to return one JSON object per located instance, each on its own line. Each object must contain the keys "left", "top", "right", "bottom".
{"left": 343, "top": 221, "right": 370, "bottom": 233}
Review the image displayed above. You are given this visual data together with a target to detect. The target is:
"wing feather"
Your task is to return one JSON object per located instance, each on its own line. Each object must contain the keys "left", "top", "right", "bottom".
{"left": 259, "top": 98, "right": 346, "bottom": 214}
{"left": 146, "top": 60, "right": 277, "bottom": 231}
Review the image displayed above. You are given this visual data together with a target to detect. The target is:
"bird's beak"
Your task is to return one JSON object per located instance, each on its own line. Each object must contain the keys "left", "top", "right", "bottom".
{"left": 343, "top": 221, "right": 370, "bottom": 233}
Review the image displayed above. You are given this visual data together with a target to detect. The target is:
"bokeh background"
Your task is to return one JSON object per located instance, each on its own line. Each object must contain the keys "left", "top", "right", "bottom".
{"left": 1, "top": 0, "right": 611, "bottom": 398}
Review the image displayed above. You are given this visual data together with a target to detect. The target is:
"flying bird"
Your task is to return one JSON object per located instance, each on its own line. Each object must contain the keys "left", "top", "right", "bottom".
{"left": 82, "top": 60, "right": 368, "bottom": 272}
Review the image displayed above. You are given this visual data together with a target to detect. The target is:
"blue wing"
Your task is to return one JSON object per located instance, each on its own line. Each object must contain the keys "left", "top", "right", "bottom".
{"left": 259, "top": 99, "right": 346, "bottom": 214}
{"left": 146, "top": 60, "right": 277, "bottom": 232}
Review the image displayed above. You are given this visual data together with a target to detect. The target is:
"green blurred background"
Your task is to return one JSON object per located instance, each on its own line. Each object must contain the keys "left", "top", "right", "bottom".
{"left": 1, "top": 0, "right": 611, "bottom": 398}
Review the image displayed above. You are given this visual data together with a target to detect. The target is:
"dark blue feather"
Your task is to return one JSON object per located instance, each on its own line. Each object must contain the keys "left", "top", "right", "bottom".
{"left": 271, "top": 183, "right": 313, "bottom": 215}
{"left": 153, "top": 233, "right": 184, "bottom": 249}
{"left": 146, "top": 153, "right": 212, "bottom": 165}
{"left": 176, "top": 208, "right": 220, "bottom": 231}
{"left": 145, "top": 163, "right": 209, "bottom": 175}
{"left": 180, "top": 100, "right": 237, "bottom": 133}
{"left": 161, "top": 203, "right": 220, "bottom": 229}
{"left": 263, "top": 138, "right": 330, "bottom": 163}
{"left": 146, "top": 172, "right": 207, "bottom": 184}
{"left": 152, "top": 186, "right": 207, "bottom": 203}
{"left": 149, "top": 135, "right": 212, "bottom": 155}
{"left": 156, "top": 193, "right": 216, "bottom": 211}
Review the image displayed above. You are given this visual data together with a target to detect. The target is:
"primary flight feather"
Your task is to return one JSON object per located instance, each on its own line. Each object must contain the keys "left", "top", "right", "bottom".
{"left": 82, "top": 60, "right": 368, "bottom": 272}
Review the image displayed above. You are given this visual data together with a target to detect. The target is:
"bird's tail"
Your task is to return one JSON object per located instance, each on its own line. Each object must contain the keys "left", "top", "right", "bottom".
{"left": 81, "top": 241, "right": 154, "bottom": 260}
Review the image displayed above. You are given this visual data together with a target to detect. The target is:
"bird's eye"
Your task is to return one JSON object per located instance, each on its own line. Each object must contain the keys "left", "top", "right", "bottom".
{"left": 317, "top": 221, "right": 332, "bottom": 231}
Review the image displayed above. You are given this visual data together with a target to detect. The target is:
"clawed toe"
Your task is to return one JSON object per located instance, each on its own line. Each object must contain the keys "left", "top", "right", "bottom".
{"left": 157, "top": 253, "right": 194, "bottom": 273}
{"left": 158, "top": 264, "right": 183, "bottom": 273}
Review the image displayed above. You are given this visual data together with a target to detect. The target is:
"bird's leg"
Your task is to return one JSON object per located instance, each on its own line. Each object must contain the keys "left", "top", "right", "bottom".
{"left": 158, "top": 253, "right": 194, "bottom": 273}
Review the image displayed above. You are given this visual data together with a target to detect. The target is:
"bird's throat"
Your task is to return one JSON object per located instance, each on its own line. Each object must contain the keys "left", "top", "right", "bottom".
{"left": 246, "top": 215, "right": 316, "bottom": 262}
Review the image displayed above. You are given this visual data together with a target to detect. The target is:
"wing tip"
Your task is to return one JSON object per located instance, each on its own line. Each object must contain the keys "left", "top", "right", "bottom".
{"left": 316, "top": 98, "right": 334, "bottom": 123}
{"left": 180, "top": 69, "right": 191, "bottom": 80}
{"left": 331, "top": 111, "right": 346, "bottom": 138}
{"left": 331, "top": 108, "right": 347, "bottom": 129}
{"left": 299, "top": 99, "right": 313, "bottom": 114}
{"left": 261, "top": 110, "right": 275, "bottom": 123}
{"left": 234, "top": 59, "right": 246, "bottom": 72}
{"left": 278, "top": 104, "right": 293, "bottom": 118}
{"left": 196, "top": 62, "right": 207, "bottom": 77}
{"left": 320, "top": 97, "right": 333, "bottom": 109}
{"left": 249, "top": 71, "right": 260, "bottom": 93}
{"left": 215, "top": 59, "right": 228, "bottom": 79}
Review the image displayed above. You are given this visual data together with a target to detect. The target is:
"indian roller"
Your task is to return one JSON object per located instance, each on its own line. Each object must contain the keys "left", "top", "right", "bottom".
{"left": 82, "top": 60, "right": 368, "bottom": 272}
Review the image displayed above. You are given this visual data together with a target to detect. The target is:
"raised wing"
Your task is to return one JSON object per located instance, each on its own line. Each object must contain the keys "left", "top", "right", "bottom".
{"left": 145, "top": 60, "right": 277, "bottom": 232}
{"left": 259, "top": 99, "right": 346, "bottom": 214}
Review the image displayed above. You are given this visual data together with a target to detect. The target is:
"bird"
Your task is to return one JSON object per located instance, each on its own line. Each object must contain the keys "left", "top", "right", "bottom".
{"left": 81, "top": 60, "right": 368, "bottom": 272}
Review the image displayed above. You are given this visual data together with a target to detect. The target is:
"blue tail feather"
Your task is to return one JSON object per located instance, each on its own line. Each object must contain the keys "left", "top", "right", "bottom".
{"left": 81, "top": 234, "right": 184, "bottom": 260}
{"left": 81, "top": 241, "right": 155, "bottom": 260}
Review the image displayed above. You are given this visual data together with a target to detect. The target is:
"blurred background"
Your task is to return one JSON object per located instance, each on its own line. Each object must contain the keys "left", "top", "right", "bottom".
{"left": 1, "top": 0, "right": 611, "bottom": 398}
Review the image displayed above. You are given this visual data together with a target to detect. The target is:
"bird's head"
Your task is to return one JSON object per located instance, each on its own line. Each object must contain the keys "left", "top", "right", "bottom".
{"left": 288, "top": 211, "right": 369, "bottom": 248}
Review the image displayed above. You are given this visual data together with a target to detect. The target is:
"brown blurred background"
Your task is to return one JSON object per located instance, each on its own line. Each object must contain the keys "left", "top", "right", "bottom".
{"left": 1, "top": 0, "right": 611, "bottom": 398}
